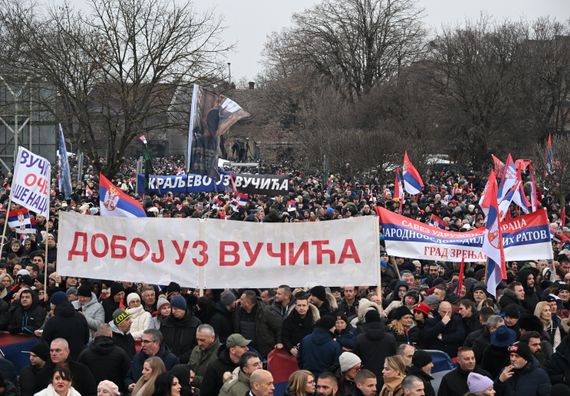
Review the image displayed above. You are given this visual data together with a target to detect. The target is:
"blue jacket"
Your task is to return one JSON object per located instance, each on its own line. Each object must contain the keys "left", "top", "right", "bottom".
{"left": 298, "top": 327, "right": 340, "bottom": 377}
{"left": 495, "top": 357, "right": 551, "bottom": 396}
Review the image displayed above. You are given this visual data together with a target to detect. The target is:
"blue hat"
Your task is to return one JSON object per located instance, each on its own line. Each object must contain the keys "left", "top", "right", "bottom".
{"left": 491, "top": 325, "right": 517, "bottom": 347}
{"left": 170, "top": 295, "right": 187, "bottom": 310}
{"left": 50, "top": 291, "right": 68, "bottom": 306}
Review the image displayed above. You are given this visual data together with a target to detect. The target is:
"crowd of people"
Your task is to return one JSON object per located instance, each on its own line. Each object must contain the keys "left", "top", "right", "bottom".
{"left": 0, "top": 156, "right": 569, "bottom": 396}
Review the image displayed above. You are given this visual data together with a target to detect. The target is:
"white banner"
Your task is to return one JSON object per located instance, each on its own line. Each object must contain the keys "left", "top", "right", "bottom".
{"left": 57, "top": 212, "right": 380, "bottom": 288}
{"left": 10, "top": 147, "right": 51, "bottom": 219}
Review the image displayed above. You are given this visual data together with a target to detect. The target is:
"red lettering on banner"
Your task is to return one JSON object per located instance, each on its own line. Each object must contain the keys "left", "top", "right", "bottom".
{"left": 91, "top": 233, "right": 109, "bottom": 258}
{"left": 23, "top": 173, "right": 48, "bottom": 195}
{"left": 338, "top": 239, "right": 361, "bottom": 264}
{"left": 267, "top": 242, "right": 287, "bottom": 265}
{"left": 288, "top": 242, "right": 309, "bottom": 265}
{"left": 130, "top": 238, "right": 150, "bottom": 261}
{"left": 220, "top": 241, "right": 239, "bottom": 266}
{"left": 243, "top": 242, "right": 263, "bottom": 267}
{"left": 172, "top": 240, "right": 190, "bottom": 265}
{"left": 192, "top": 241, "right": 208, "bottom": 266}
{"left": 311, "top": 240, "right": 334, "bottom": 264}
{"left": 68, "top": 232, "right": 88, "bottom": 261}
{"left": 110, "top": 235, "right": 128, "bottom": 259}
{"left": 151, "top": 240, "right": 164, "bottom": 263}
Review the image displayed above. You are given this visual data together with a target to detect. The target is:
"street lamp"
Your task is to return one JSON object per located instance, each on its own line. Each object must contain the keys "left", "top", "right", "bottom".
{"left": 227, "top": 62, "right": 231, "bottom": 86}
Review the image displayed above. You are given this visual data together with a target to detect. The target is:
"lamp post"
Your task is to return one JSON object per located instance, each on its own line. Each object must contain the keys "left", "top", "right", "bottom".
{"left": 227, "top": 62, "right": 231, "bottom": 86}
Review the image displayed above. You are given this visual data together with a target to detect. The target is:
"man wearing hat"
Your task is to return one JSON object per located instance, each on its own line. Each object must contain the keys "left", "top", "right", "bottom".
{"left": 407, "top": 350, "right": 435, "bottom": 396}
{"left": 337, "top": 352, "right": 362, "bottom": 396}
{"left": 201, "top": 333, "right": 251, "bottom": 396}
{"left": 110, "top": 308, "right": 136, "bottom": 358}
{"left": 299, "top": 315, "right": 341, "bottom": 377}
{"left": 73, "top": 283, "right": 104, "bottom": 341}
{"left": 126, "top": 329, "right": 179, "bottom": 392}
{"left": 160, "top": 294, "right": 202, "bottom": 363}
{"left": 210, "top": 290, "right": 237, "bottom": 344}
{"left": 481, "top": 325, "right": 517, "bottom": 379}
{"left": 310, "top": 286, "right": 333, "bottom": 316}
{"left": 19, "top": 342, "right": 49, "bottom": 396}
{"left": 42, "top": 291, "right": 90, "bottom": 360}
{"left": 102, "top": 282, "right": 125, "bottom": 323}
{"left": 495, "top": 341, "right": 551, "bottom": 395}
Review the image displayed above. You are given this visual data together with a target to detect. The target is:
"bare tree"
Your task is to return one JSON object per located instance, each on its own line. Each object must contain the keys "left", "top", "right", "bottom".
{"left": 0, "top": 0, "right": 229, "bottom": 176}
{"left": 265, "top": 0, "right": 425, "bottom": 101}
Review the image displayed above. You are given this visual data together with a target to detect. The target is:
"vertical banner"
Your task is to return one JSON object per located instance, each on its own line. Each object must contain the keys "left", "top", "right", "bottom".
{"left": 58, "top": 124, "right": 72, "bottom": 200}
{"left": 10, "top": 147, "right": 51, "bottom": 219}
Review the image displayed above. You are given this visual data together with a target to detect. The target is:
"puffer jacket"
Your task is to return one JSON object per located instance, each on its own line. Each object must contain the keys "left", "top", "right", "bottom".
{"left": 495, "top": 357, "right": 551, "bottom": 396}
{"left": 73, "top": 293, "right": 104, "bottom": 340}
{"left": 126, "top": 304, "right": 151, "bottom": 340}
{"left": 298, "top": 327, "right": 340, "bottom": 377}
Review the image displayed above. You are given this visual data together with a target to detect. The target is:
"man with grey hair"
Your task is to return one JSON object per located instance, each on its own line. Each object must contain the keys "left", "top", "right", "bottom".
{"left": 397, "top": 343, "right": 416, "bottom": 367}
{"left": 402, "top": 375, "right": 425, "bottom": 396}
{"left": 189, "top": 324, "right": 220, "bottom": 389}
{"left": 472, "top": 314, "right": 505, "bottom": 363}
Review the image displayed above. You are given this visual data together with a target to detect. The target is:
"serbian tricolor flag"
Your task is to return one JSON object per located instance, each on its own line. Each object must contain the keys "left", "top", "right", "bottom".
{"left": 394, "top": 167, "right": 404, "bottom": 210}
{"left": 287, "top": 200, "right": 296, "bottom": 212}
{"left": 546, "top": 133, "right": 554, "bottom": 175}
{"left": 512, "top": 169, "right": 531, "bottom": 214}
{"left": 402, "top": 151, "right": 424, "bottom": 195}
{"left": 99, "top": 173, "right": 146, "bottom": 217}
{"left": 482, "top": 170, "right": 506, "bottom": 297}
{"left": 7, "top": 208, "right": 36, "bottom": 234}
{"left": 498, "top": 154, "right": 517, "bottom": 202}
{"left": 491, "top": 154, "right": 505, "bottom": 176}
{"left": 428, "top": 214, "right": 446, "bottom": 230}
{"left": 236, "top": 192, "right": 249, "bottom": 207}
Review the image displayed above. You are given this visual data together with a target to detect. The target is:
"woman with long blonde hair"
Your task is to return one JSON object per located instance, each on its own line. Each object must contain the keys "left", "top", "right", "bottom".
{"left": 534, "top": 301, "right": 564, "bottom": 349}
{"left": 380, "top": 355, "right": 406, "bottom": 396}
{"left": 285, "top": 370, "right": 315, "bottom": 396}
{"left": 132, "top": 356, "right": 166, "bottom": 396}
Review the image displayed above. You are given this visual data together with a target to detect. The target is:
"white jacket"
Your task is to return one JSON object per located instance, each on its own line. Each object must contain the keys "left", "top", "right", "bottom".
{"left": 127, "top": 305, "right": 151, "bottom": 340}
{"left": 34, "top": 384, "right": 82, "bottom": 396}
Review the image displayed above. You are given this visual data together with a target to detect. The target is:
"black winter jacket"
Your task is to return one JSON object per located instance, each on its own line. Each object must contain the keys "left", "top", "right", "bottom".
{"left": 42, "top": 301, "right": 90, "bottom": 360}
{"left": 161, "top": 310, "right": 201, "bottom": 363}
{"left": 353, "top": 321, "right": 397, "bottom": 379}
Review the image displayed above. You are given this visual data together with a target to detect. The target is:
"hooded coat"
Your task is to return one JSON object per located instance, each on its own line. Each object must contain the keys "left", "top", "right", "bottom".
{"left": 546, "top": 334, "right": 570, "bottom": 386}
{"left": 495, "top": 357, "right": 551, "bottom": 396}
{"left": 77, "top": 335, "right": 131, "bottom": 393}
{"left": 353, "top": 321, "right": 397, "bottom": 379}
{"left": 298, "top": 327, "right": 341, "bottom": 377}
{"left": 281, "top": 303, "right": 320, "bottom": 351}
{"left": 516, "top": 269, "right": 541, "bottom": 314}
{"left": 160, "top": 309, "right": 202, "bottom": 363}
{"left": 8, "top": 290, "right": 46, "bottom": 335}
{"left": 209, "top": 300, "right": 235, "bottom": 344}
{"left": 42, "top": 301, "right": 90, "bottom": 360}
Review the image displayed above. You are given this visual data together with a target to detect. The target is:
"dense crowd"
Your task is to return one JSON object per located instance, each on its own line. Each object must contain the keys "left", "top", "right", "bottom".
{"left": 0, "top": 156, "right": 569, "bottom": 396}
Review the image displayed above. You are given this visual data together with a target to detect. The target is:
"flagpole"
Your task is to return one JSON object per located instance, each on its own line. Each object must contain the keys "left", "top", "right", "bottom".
{"left": 0, "top": 199, "right": 13, "bottom": 259}
{"left": 44, "top": 217, "right": 49, "bottom": 298}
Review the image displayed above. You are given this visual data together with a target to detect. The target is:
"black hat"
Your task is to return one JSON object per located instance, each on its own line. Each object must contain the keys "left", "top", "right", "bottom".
{"left": 412, "top": 349, "right": 432, "bottom": 368}
{"left": 110, "top": 282, "right": 124, "bottom": 297}
{"left": 310, "top": 286, "right": 327, "bottom": 302}
{"left": 503, "top": 304, "right": 521, "bottom": 319}
{"left": 508, "top": 341, "right": 533, "bottom": 362}
{"left": 77, "top": 284, "right": 92, "bottom": 298}
{"left": 167, "top": 282, "right": 181, "bottom": 294}
{"left": 316, "top": 315, "right": 336, "bottom": 330}
{"left": 518, "top": 315, "right": 543, "bottom": 333}
{"left": 392, "top": 306, "right": 413, "bottom": 321}
{"left": 30, "top": 342, "right": 50, "bottom": 362}
{"left": 365, "top": 309, "right": 380, "bottom": 323}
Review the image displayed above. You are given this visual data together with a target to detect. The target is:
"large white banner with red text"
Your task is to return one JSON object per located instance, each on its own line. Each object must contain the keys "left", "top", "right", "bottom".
{"left": 57, "top": 212, "right": 380, "bottom": 288}
{"left": 378, "top": 207, "right": 553, "bottom": 262}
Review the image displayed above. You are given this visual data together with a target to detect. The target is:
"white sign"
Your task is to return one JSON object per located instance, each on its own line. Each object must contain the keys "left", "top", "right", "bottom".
{"left": 57, "top": 212, "right": 380, "bottom": 288}
{"left": 10, "top": 147, "right": 51, "bottom": 219}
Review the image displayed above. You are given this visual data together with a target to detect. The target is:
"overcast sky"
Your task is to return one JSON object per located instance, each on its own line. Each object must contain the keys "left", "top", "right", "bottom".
{"left": 43, "top": 0, "right": 568, "bottom": 83}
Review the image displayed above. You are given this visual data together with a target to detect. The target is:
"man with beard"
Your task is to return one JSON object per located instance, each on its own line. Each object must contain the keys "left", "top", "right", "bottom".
{"left": 282, "top": 294, "right": 319, "bottom": 357}
{"left": 495, "top": 341, "right": 551, "bottom": 395}
{"left": 8, "top": 289, "right": 46, "bottom": 335}
{"left": 437, "top": 347, "right": 491, "bottom": 396}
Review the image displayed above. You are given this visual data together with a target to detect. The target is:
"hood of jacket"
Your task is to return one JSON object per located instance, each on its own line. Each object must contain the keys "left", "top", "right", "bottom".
{"left": 363, "top": 321, "right": 386, "bottom": 341}
{"left": 90, "top": 336, "right": 117, "bottom": 355}
{"left": 311, "top": 327, "right": 335, "bottom": 345}
{"left": 54, "top": 301, "right": 77, "bottom": 318}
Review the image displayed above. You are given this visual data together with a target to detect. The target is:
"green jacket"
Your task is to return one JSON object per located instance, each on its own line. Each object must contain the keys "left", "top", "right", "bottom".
{"left": 189, "top": 338, "right": 221, "bottom": 388}
{"left": 219, "top": 368, "right": 250, "bottom": 396}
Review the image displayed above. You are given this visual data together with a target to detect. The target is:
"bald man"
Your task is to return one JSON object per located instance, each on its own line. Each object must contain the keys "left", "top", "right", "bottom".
{"left": 249, "top": 369, "right": 274, "bottom": 396}
{"left": 422, "top": 301, "right": 465, "bottom": 357}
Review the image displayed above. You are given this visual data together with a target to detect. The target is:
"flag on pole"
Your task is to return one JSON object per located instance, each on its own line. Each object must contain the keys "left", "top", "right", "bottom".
{"left": 498, "top": 154, "right": 517, "bottom": 202}
{"left": 457, "top": 255, "right": 465, "bottom": 296}
{"left": 528, "top": 161, "right": 539, "bottom": 212}
{"left": 394, "top": 167, "right": 404, "bottom": 211}
{"left": 482, "top": 170, "right": 505, "bottom": 297}
{"left": 187, "top": 84, "right": 250, "bottom": 176}
{"left": 7, "top": 207, "right": 36, "bottom": 234}
{"left": 58, "top": 124, "right": 72, "bottom": 200}
{"left": 428, "top": 214, "right": 447, "bottom": 230}
{"left": 491, "top": 154, "right": 505, "bottom": 176}
{"left": 512, "top": 168, "right": 531, "bottom": 214}
{"left": 99, "top": 173, "right": 146, "bottom": 218}
{"left": 546, "top": 133, "right": 554, "bottom": 175}
{"left": 497, "top": 182, "right": 519, "bottom": 220}
{"left": 139, "top": 135, "right": 154, "bottom": 193}
{"left": 402, "top": 151, "right": 424, "bottom": 195}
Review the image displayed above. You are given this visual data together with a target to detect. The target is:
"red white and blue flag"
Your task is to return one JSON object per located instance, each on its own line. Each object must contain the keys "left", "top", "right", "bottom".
{"left": 491, "top": 154, "right": 505, "bottom": 176}
{"left": 7, "top": 207, "right": 36, "bottom": 234}
{"left": 287, "top": 199, "right": 296, "bottom": 212}
{"left": 546, "top": 133, "right": 554, "bottom": 175}
{"left": 394, "top": 167, "right": 404, "bottom": 210}
{"left": 512, "top": 168, "right": 531, "bottom": 214}
{"left": 428, "top": 214, "right": 446, "bottom": 230}
{"left": 99, "top": 173, "right": 146, "bottom": 218}
{"left": 402, "top": 151, "right": 424, "bottom": 195}
{"left": 482, "top": 170, "right": 505, "bottom": 297}
{"left": 498, "top": 154, "right": 517, "bottom": 202}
